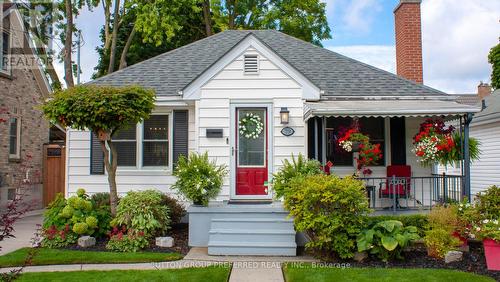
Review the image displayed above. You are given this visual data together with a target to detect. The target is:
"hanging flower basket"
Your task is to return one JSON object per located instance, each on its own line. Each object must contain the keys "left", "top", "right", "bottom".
{"left": 239, "top": 113, "right": 264, "bottom": 139}
{"left": 337, "top": 128, "right": 382, "bottom": 170}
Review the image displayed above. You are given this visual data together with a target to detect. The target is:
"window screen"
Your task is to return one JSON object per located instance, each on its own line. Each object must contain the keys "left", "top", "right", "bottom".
{"left": 9, "top": 118, "right": 18, "bottom": 156}
{"left": 113, "top": 123, "right": 137, "bottom": 166}
{"left": 143, "top": 115, "right": 169, "bottom": 167}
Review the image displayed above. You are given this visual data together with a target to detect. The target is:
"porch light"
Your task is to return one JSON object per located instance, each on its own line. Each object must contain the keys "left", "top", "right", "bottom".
{"left": 280, "top": 107, "right": 289, "bottom": 124}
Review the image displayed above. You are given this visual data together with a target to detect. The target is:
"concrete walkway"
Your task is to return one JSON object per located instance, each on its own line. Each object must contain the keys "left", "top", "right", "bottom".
{"left": 0, "top": 211, "right": 43, "bottom": 255}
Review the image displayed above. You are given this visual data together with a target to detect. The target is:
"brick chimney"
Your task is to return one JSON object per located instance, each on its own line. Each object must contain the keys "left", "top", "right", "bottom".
{"left": 394, "top": 0, "right": 423, "bottom": 84}
{"left": 477, "top": 81, "right": 492, "bottom": 99}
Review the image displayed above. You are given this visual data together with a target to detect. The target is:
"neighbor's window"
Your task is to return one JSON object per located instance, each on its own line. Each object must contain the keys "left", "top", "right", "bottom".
{"left": 9, "top": 117, "right": 21, "bottom": 159}
{"left": 113, "top": 123, "right": 137, "bottom": 167}
{"left": 326, "top": 117, "right": 385, "bottom": 167}
{"left": 143, "top": 115, "right": 169, "bottom": 167}
{"left": 1, "top": 31, "right": 9, "bottom": 72}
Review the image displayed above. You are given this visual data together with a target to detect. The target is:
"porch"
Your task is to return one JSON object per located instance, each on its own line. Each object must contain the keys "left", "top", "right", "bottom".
{"left": 304, "top": 98, "right": 480, "bottom": 213}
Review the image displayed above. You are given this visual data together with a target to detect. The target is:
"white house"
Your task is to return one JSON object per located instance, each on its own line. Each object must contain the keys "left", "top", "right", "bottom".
{"left": 65, "top": 0, "right": 480, "bottom": 256}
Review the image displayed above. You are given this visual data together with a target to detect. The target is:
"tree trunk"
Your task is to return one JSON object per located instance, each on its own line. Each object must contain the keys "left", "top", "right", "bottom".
{"left": 107, "top": 0, "right": 121, "bottom": 74}
{"left": 118, "top": 26, "right": 136, "bottom": 70}
{"left": 227, "top": 0, "right": 237, "bottom": 29}
{"left": 103, "top": 0, "right": 112, "bottom": 52}
{"left": 100, "top": 138, "right": 119, "bottom": 216}
{"left": 202, "top": 0, "right": 212, "bottom": 36}
{"left": 64, "top": 0, "right": 74, "bottom": 87}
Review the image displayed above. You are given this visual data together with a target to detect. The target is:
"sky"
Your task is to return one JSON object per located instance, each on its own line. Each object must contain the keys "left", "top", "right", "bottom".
{"left": 55, "top": 0, "right": 500, "bottom": 94}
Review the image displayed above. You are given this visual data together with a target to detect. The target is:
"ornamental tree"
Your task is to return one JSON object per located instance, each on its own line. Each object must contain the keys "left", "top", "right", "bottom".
{"left": 42, "top": 85, "right": 156, "bottom": 215}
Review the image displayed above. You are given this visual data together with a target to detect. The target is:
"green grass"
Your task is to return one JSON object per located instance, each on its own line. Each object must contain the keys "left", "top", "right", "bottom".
{"left": 16, "top": 266, "right": 231, "bottom": 282}
{"left": 0, "top": 248, "right": 183, "bottom": 267}
{"left": 283, "top": 263, "right": 495, "bottom": 282}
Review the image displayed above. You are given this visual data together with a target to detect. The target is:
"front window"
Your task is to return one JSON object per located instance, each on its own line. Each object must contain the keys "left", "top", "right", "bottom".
{"left": 113, "top": 114, "right": 170, "bottom": 168}
{"left": 326, "top": 117, "right": 385, "bottom": 166}
{"left": 9, "top": 117, "right": 20, "bottom": 159}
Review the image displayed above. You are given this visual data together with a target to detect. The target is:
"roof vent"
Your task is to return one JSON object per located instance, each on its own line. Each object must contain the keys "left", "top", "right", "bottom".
{"left": 244, "top": 54, "right": 259, "bottom": 74}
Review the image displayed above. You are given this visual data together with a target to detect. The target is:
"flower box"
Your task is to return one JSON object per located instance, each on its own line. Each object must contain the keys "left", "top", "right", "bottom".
{"left": 483, "top": 238, "right": 500, "bottom": 271}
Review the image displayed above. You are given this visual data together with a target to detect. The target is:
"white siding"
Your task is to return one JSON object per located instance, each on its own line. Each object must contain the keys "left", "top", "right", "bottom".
{"left": 470, "top": 122, "right": 500, "bottom": 195}
{"left": 66, "top": 106, "right": 196, "bottom": 197}
{"left": 198, "top": 47, "right": 306, "bottom": 200}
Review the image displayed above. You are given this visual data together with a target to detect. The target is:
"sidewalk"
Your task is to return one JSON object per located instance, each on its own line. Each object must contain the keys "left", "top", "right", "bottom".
{"left": 0, "top": 212, "right": 43, "bottom": 256}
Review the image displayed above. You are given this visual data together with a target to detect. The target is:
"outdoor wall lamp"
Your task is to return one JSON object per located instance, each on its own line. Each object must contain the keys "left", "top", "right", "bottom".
{"left": 280, "top": 107, "right": 289, "bottom": 124}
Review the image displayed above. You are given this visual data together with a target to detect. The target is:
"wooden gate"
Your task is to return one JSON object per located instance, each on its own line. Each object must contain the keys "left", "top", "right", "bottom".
{"left": 43, "top": 144, "right": 66, "bottom": 206}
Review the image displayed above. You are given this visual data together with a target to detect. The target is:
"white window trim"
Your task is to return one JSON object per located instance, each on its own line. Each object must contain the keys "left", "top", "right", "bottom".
{"left": 1, "top": 30, "right": 11, "bottom": 75}
{"left": 116, "top": 112, "right": 173, "bottom": 173}
{"left": 9, "top": 117, "right": 21, "bottom": 159}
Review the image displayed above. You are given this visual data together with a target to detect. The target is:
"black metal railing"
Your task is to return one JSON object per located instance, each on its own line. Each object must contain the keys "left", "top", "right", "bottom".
{"left": 357, "top": 174, "right": 464, "bottom": 213}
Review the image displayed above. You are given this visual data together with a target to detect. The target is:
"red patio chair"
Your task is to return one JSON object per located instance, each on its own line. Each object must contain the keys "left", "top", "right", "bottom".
{"left": 379, "top": 165, "right": 411, "bottom": 209}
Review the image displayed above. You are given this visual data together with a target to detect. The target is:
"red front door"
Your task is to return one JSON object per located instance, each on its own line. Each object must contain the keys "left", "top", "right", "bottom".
{"left": 236, "top": 108, "right": 268, "bottom": 195}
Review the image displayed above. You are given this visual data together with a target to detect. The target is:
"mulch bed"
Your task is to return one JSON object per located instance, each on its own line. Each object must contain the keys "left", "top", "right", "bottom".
{"left": 61, "top": 223, "right": 190, "bottom": 255}
{"left": 310, "top": 241, "right": 499, "bottom": 281}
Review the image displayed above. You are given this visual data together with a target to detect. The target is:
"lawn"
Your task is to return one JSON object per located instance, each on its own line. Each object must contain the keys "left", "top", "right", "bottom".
{"left": 0, "top": 248, "right": 183, "bottom": 267}
{"left": 16, "top": 266, "right": 231, "bottom": 282}
{"left": 283, "top": 263, "right": 495, "bottom": 282}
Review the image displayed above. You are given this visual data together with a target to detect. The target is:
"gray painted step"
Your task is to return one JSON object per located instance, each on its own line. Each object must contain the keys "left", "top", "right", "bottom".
{"left": 210, "top": 218, "right": 294, "bottom": 230}
{"left": 208, "top": 241, "right": 297, "bottom": 256}
{"left": 209, "top": 229, "right": 296, "bottom": 243}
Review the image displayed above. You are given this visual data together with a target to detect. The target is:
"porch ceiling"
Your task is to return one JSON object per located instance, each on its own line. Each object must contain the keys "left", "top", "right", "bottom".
{"left": 304, "top": 99, "right": 481, "bottom": 120}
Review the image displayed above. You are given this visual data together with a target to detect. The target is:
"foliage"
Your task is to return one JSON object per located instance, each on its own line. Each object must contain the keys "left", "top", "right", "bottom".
{"left": 111, "top": 190, "right": 170, "bottom": 239}
{"left": 0, "top": 248, "right": 183, "bottom": 267}
{"left": 211, "top": 0, "right": 331, "bottom": 46}
{"left": 475, "top": 185, "right": 500, "bottom": 219}
{"left": 160, "top": 195, "right": 186, "bottom": 225}
{"left": 42, "top": 85, "right": 155, "bottom": 134}
{"left": 283, "top": 174, "right": 370, "bottom": 259}
{"left": 427, "top": 205, "right": 461, "bottom": 233}
{"left": 42, "top": 190, "right": 108, "bottom": 248}
{"left": 272, "top": 154, "right": 322, "bottom": 199}
{"left": 338, "top": 129, "right": 383, "bottom": 170}
{"left": 90, "top": 193, "right": 112, "bottom": 208}
{"left": 367, "top": 215, "right": 428, "bottom": 237}
{"left": 488, "top": 43, "right": 500, "bottom": 89}
{"left": 106, "top": 228, "right": 150, "bottom": 253}
{"left": 357, "top": 220, "right": 420, "bottom": 262}
{"left": 172, "top": 152, "right": 228, "bottom": 206}
{"left": 424, "top": 228, "right": 462, "bottom": 259}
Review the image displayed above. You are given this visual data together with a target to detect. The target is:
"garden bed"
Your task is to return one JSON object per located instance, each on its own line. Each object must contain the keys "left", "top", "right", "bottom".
{"left": 309, "top": 241, "right": 499, "bottom": 281}
{"left": 61, "top": 223, "right": 189, "bottom": 255}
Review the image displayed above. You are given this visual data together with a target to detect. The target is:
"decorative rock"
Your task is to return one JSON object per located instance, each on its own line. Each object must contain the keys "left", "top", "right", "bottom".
{"left": 353, "top": 252, "right": 368, "bottom": 262}
{"left": 156, "top": 236, "right": 174, "bottom": 248}
{"left": 78, "top": 236, "right": 96, "bottom": 248}
{"left": 444, "top": 251, "right": 463, "bottom": 264}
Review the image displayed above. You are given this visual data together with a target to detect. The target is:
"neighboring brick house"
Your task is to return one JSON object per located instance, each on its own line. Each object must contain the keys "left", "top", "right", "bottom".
{"left": 0, "top": 3, "right": 52, "bottom": 209}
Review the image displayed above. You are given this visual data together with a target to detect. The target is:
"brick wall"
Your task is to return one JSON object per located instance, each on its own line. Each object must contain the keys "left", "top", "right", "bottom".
{"left": 0, "top": 11, "right": 49, "bottom": 209}
{"left": 394, "top": 0, "right": 423, "bottom": 84}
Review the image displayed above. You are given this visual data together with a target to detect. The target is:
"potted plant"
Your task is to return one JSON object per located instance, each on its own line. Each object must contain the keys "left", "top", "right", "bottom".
{"left": 172, "top": 152, "right": 228, "bottom": 206}
{"left": 338, "top": 129, "right": 369, "bottom": 153}
{"left": 470, "top": 185, "right": 500, "bottom": 270}
{"left": 338, "top": 128, "right": 382, "bottom": 174}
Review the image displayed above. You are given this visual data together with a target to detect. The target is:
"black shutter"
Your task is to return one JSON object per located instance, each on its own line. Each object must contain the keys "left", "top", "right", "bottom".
{"left": 390, "top": 117, "right": 407, "bottom": 165}
{"left": 173, "top": 110, "right": 189, "bottom": 166}
{"left": 90, "top": 132, "right": 105, "bottom": 174}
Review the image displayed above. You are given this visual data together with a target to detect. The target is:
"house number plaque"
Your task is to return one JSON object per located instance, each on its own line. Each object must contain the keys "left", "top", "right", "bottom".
{"left": 281, "top": 127, "right": 295, "bottom": 136}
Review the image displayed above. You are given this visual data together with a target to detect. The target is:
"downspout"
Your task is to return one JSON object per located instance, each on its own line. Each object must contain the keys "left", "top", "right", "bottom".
{"left": 463, "top": 113, "right": 473, "bottom": 202}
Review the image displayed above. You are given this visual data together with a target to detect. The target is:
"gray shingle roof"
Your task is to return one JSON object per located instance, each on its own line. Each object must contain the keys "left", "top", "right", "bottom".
{"left": 472, "top": 90, "right": 500, "bottom": 124}
{"left": 91, "top": 30, "right": 447, "bottom": 98}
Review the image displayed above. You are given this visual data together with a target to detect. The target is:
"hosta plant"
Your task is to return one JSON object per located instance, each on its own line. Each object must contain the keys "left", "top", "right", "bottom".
{"left": 357, "top": 220, "right": 420, "bottom": 262}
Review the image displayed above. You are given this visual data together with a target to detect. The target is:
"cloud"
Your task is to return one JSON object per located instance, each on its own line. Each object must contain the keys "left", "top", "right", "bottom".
{"left": 327, "top": 45, "right": 396, "bottom": 73}
{"left": 421, "top": 0, "right": 500, "bottom": 93}
{"left": 331, "top": 0, "right": 383, "bottom": 34}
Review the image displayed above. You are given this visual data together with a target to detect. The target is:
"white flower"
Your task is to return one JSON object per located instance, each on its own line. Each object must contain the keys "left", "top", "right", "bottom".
{"left": 476, "top": 227, "right": 481, "bottom": 232}
{"left": 483, "top": 219, "right": 490, "bottom": 224}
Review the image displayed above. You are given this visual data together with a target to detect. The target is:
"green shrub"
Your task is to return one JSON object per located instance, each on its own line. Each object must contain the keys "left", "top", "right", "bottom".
{"left": 91, "top": 192, "right": 112, "bottom": 208}
{"left": 161, "top": 194, "right": 186, "bottom": 224}
{"left": 172, "top": 152, "right": 228, "bottom": 206}
{"left": 106, "top": 232, "right": 150, "bottom": 252}
{"left": 284, "top": 175, "right": 370, "bottom": 259}
{"left": 42, "top": 189, "right": 108, "bottom": 248}
{"left": 357, "top": 220, "right": 420, "bottom": 262}
{"left": 367, "top": 215, "right": 428, "bottom": 236}
{"left": 272, "top": 154, "right": 322, "bottom": 199}
{"left": 110, "top": 190, "right": 170, "bottom": 238}
{"left": 475, "top": 185, "right": 500, "bottom": 219}
{"left": 424, "top": 228, "right": 461, "bottom": 259}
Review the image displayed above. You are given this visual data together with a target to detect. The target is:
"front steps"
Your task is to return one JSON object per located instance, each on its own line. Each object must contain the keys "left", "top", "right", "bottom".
{"left": 201, "top": 205, "right": 297, "bottom": 256}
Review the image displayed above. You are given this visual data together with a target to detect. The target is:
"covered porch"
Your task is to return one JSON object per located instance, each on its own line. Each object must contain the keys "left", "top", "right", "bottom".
{"left": 304, "top": 98, "right": 481, "bottom": 213}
